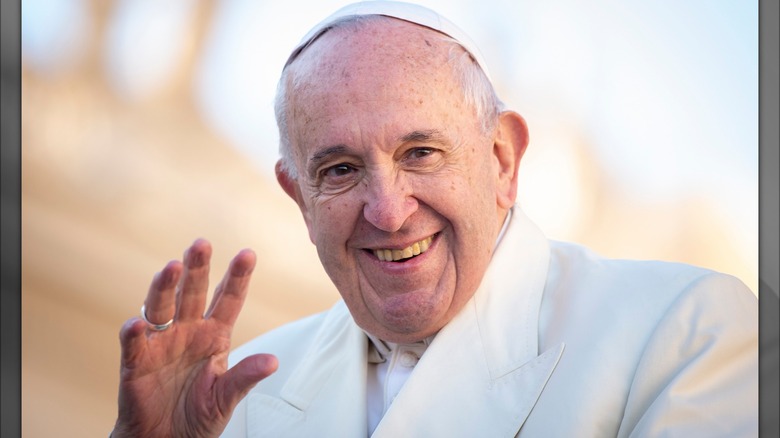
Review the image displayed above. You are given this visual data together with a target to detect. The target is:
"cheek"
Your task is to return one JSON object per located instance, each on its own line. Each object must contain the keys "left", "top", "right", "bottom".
{"left": 309, "top": 197, "right": 358, "bottom": 246}
{"left": 446, "top": 161, "right": 496, "bottom": 211}
{"left": 310, "top": 199, "right": 365, "bottom": 291}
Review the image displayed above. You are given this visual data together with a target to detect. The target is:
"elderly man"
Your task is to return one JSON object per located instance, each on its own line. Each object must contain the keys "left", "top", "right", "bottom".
{"left": 112, "top": 2, "right": 758, "bottom": 437}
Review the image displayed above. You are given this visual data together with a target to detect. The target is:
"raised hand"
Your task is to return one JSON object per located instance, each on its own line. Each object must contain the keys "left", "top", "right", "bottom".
{"left": 112, "top": 239, "right": 278, "bottom": 438}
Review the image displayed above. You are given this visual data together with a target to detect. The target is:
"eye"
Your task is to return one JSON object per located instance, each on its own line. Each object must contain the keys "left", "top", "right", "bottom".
{"left": 317, "top": 162, "right": 361, "bottom": 193}
{"left": 322, "top": 163, "right": 356, "bottom": 178}
{"left": 407, "top": 147, "right": 434, "bottom": 160}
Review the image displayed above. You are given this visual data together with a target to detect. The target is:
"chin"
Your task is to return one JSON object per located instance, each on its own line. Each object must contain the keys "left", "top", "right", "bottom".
{"left": 373, "top": 291, "right": 452, "bottom": 341}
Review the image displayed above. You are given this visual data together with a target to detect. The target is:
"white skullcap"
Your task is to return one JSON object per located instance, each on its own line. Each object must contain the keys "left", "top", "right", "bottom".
{"left": 284, "top": 0, "right": 492, "bottom": 80}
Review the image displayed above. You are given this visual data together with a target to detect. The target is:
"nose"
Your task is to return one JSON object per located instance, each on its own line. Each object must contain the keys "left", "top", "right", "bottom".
{"left": 362, "top": 172, "right": 418, "bottom": 232}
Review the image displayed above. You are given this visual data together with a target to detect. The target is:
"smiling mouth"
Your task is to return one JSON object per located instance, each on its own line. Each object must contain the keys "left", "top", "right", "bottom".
{"left": 372, "top": 235, "right": 434, "bottom": 262}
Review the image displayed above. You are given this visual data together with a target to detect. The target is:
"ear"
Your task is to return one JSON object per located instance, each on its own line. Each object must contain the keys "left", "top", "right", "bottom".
{"left": 276, "top": 160, "right": 301, "bottom": 201}
{"left": 275, "top": 160, "right": 317, "bottom": 244}
{"left": 493, "top": 111, "right": 529, "bottom": 209}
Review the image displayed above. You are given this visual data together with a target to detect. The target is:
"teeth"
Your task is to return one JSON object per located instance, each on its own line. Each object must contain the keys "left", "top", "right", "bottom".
{"left": 374, "top": 236, "right": 433, "bottom": 262}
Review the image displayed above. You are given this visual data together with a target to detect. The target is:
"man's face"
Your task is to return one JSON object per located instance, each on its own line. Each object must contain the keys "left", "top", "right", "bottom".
{"left": 280, "top": 20, "right": 512, "bottom": 343}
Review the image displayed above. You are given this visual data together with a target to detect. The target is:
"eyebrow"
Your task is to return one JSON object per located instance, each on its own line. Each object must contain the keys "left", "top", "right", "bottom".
{"left": 399, "top": 129, "right": 446, "bottom": 144}
{"left": 307, "top": 145, "right": 348, "bottom": 176}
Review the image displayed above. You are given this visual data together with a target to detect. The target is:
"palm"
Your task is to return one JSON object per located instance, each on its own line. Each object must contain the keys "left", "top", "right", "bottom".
{"left": 113, "top": 241, "right": 278, "bottom": 438}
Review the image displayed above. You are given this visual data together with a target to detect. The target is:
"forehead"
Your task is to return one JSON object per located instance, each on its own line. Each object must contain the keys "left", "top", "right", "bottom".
{"left": 285, "top": 19, "right": 466, "bottom": 138}
{"left": 293, "top": 17, "right": 453, "bottom": 78}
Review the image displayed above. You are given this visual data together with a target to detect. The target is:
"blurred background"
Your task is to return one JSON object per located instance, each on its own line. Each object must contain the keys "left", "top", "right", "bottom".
{"left": 21, "top": 0, "right": 757, "bottom": 436}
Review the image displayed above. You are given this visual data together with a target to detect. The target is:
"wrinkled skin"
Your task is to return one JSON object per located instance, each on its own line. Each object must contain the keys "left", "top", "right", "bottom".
{"left": 112, "top": 240, "right": 278, "bottom": 437}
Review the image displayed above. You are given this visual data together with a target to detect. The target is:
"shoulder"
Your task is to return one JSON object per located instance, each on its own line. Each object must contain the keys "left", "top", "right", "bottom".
{"left": 229, "top": 300, "right": 352, "bottom": 370}
{"left": 540, "top": 240, "right": 756, "bottom": 345}
{"left": 229, "top": 312, "right": 325, "bottom": 367}
{"left": 545, "top": 239, "right": 755, "bottom": 305}
{"left": 533, "top": 241, "right": 757, "bottom": 436}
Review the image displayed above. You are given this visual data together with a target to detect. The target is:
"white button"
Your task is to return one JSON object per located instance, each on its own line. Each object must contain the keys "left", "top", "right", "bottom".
{"left": 399, "top": 351, "right": 419, "bottom": 367}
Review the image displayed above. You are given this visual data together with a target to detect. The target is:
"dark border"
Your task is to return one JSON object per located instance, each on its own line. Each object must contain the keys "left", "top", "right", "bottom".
{"left": 0, "top": 0, "right": 22, "bottom": 436}
{"left": 758, "top": 0, "right": 780, "bottom": 436}
{"left": 3, "top": 2, "right": 778, "bottom": 437}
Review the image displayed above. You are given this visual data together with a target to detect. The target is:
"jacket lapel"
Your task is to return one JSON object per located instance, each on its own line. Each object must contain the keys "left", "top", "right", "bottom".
{"left": 246, "top": 301, "right": 371, "bottom": 437}
{"left": 373, "top": 208, "right": 564, "bottom": 437}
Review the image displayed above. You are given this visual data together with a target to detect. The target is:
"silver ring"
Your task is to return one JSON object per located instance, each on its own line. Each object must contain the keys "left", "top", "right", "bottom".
{"left": 140, "top": 304, "right": 174, "bottom": 331}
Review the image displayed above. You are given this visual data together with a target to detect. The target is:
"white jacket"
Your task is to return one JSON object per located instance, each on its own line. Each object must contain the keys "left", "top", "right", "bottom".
{"left": 223, "top": 209, "right": 758, "bottom": 437}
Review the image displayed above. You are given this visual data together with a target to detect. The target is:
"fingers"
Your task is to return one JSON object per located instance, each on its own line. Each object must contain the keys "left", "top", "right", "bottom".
{"left": 141, "top": 239, "right": 251, "bottom": 331}
{"left": 176, "top": 239, "right": 213, "bottom": 322}
{"left": 216, "top": 354, "right": 278, "bottom": 413}
{"left": 118, "top": 317, "right": 151, "bottom": 368}
{"left": 205, "top": 249, "right": 257, "bottom": 327}
{"left": 142, "top": 260, "right": 182, "bottom": 326}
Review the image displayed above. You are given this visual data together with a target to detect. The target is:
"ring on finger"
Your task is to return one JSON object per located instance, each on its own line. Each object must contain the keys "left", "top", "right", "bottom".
{"left": 140, "top": 304, "right": 174, "bottom": 331}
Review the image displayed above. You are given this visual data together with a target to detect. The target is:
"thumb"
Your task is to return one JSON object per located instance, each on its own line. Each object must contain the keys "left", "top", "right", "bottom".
{"left": 216, "top": 354, "right": 279, "bottom": 411}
